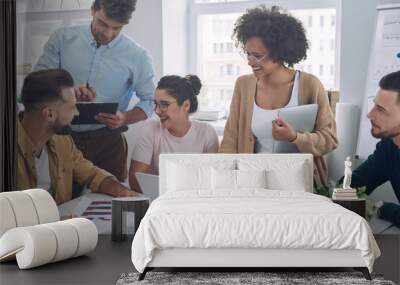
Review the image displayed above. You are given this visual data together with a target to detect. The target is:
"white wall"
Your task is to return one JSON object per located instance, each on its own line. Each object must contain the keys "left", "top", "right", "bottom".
{"left": 124, "top": 0, "right": 189, "bottom": 82}
{"left": 162, "top": 0, "right": 189, "bottom": 76}
{"left": 124, "top": 0, "right": 163, "bottom": 82}
{"left": 339, "top": 0, "right": 378, "bottom": 106}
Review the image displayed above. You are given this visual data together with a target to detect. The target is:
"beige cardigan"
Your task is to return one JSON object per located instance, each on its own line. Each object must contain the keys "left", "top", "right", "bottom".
{"left": 219, "top": 71, "right": 338, "bottom": 187}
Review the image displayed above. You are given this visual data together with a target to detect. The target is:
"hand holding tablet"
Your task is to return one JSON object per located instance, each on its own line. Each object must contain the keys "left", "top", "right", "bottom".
{"left": 95, "top": 111, "right": 127, "bottom": 129}
{"left": 71, "top": 102, "right": 119, "bottom": 125}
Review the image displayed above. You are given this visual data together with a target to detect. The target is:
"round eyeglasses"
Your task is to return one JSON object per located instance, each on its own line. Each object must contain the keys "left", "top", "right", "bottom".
{"left": 153, "top": 100, "right": 177, "bottom": 112}
{"left": 239, "top": 50, "right": 268, "bottom": 64}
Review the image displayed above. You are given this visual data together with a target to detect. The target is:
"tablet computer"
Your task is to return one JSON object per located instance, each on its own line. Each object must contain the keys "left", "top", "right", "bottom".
{"left": 71, "top": 102, "right": 118, "bottom": 125}
{"left": 273, "top": 104, "right": 318, "bottom": 153}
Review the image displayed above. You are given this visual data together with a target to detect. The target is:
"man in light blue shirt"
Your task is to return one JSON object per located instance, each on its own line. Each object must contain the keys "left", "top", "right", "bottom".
{"left": 34, "top": 0, "right": 155, "bottom": 183}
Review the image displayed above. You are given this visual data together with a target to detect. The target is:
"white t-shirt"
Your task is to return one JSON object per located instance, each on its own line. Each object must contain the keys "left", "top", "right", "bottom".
{"left": 35, "top": 146, "right": 52, "bottom": 193}
{"left": 252, "top": 70, "right": 300, "bottom": 153}
{"left": 132, "top": 118, "right": 219, "bottom": 174}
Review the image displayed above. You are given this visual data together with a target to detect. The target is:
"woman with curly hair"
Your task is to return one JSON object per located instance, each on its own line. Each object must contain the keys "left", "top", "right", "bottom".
{"left": 220, "top": 5, "right": 338, "bottom": 187}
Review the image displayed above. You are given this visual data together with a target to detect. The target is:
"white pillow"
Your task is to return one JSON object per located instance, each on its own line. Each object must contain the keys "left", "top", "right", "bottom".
{"left": 266, "top": 166, "right": 307, "bottom": 191}
{"left": 166, "top": 162, "right": 211, "bottom": 191}
{"left": 237, "top": 159, "right": 308, "bottom": 191}
{"left": 236, "top": 169, "right": 267, "bottom": 189}
{"left": 211, "top": 168, "right": 236, "bottom": 190}
{"left": 211, "top": 169, "right": 267, "bottom": 191}
{"left": 166, "top": 159, "right": 236, "bottom": 192}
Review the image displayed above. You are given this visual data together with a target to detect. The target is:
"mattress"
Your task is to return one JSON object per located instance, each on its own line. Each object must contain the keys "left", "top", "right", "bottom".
{"left": 131, "top": 190, "right": 380, "bottom": 273}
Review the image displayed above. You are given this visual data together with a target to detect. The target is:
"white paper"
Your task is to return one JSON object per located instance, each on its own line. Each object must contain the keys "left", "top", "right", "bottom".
{"left": 58, "top": 196, "right": 92, "bottom": 218}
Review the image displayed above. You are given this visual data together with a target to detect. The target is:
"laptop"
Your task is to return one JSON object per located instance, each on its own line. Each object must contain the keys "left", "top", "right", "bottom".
{"left": 135, "top": 172, "right": 159, "bottom": 202}
{"left": 273, "top": 104, "right": 318, "bottom": 153}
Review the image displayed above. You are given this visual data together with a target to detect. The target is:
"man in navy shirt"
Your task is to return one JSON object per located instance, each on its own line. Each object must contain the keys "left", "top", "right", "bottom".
{"left": 351, "top": 70, "right": 400, "bottom": 227}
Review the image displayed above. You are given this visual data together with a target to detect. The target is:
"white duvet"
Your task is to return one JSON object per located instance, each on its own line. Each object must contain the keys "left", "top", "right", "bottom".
{"left": 131, "top": 190, "right": 380, "bottom": 273}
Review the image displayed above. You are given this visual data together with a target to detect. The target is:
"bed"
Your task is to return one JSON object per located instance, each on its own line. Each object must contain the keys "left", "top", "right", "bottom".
{"left": 131, "top": 154, "right": 380, "bottom": 280}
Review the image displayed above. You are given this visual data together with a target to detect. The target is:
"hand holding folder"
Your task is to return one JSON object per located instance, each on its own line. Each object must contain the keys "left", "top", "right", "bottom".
{"left": 272, "top": 104, "right": 318, "bottom": 153}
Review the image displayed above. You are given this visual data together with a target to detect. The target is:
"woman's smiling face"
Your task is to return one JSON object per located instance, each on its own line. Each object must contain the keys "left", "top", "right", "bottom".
{"left": 244, "top": 37, "right": 281, "bottom": 78}
{"left": 154, "top": 89, "right": 189, "bottom": 130}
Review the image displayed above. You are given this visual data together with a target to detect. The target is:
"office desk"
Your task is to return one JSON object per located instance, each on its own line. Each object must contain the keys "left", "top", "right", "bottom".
{"left": 0, "top": 236, "right": 133, "bottom": 285}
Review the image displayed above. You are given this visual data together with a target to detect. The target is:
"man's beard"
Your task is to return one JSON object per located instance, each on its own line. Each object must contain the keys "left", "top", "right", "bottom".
{"left": 52, "top": 124, "right": 72, "bottom": 135}
{"left": 93, "top": 32, "right": 112, "bottom": 45}
{"left": 371, "top": 126, "right": 400, "bottom": 139}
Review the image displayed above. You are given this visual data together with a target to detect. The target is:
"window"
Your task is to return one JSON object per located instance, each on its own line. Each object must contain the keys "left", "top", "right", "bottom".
{"left": 219, "top": 65, "right": 224, "bottom": 76}
{"left": 226, "top": 64, "right": 234, "bottom": 76}
{"left": 190, "top": 0, "right": 340, "bottom": 109}
{"left": 319, "top": 40, "right": 324, "bottom": 53}
{"left": 226, "top": 42, "right": 233, "bottom": 53}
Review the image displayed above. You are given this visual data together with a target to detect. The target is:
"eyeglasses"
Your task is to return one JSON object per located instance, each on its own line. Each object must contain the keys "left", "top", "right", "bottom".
{"left": 239, "top": 50, "right": 268, "bottom": 64}
{"left": 153, "top": 100, "right": 177, "bottom": 112}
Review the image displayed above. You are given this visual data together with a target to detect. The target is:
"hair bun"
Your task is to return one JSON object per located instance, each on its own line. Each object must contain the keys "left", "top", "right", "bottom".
{"left": 185, "top": 75, "right": 202, "bottom": 96}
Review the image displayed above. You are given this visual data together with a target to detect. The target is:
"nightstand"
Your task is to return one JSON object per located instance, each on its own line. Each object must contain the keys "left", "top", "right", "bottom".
{"left": 332, "top": 198, "right": 366, "bottom": 218}
{"left": 111, "top": 196, "right": 150, "bottom": 242}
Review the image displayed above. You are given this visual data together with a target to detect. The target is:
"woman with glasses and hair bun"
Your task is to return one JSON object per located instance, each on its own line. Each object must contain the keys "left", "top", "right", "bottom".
{"left": 220, "top": 5, "right": 338, "bottom": 187}
{"left": 129, "top": 75, "right": 219, "bottom": 192}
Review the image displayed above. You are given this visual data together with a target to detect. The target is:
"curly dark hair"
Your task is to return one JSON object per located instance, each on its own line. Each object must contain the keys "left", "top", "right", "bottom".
{"left": 233, "top": 5, "right": 308, "bottom": 67}
{"left": 93, "top": 0, "right": 137, "bottom": 24}
{"left": 157, "top": 75, "right": 202, "bottom": 114}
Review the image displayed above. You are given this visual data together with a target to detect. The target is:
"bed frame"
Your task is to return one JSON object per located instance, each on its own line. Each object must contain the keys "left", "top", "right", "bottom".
{"left": 139, "top": 248, "right": 371, "bottom": 280}
{"left": 137, "top": 154, "right": 372, "bottom": 281}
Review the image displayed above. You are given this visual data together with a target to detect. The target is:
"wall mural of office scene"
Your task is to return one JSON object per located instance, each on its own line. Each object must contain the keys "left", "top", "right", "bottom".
{"left": 1, "top": 0, "right": 400, "bottom": 284}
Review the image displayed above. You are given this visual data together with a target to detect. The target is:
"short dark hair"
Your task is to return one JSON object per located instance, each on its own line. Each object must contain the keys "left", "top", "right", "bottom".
{"left": 93, "top": 0, "right": 137, "bottom": 24}
{"left": 379, "top": 70, "right": 400, "bottom": 102}
{"left": 156, "top": 75, "right": 202, "bottom": 114}
{"left": 21, "top": 69, "right": 74, "bottom": 112}
{"left": 233, "top": 5, "right": 308, "bottom": 67}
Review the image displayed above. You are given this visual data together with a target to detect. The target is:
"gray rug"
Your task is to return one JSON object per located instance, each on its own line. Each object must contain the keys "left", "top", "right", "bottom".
{"left": 116, "top": 271, "right": 396, "bottom": 285}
